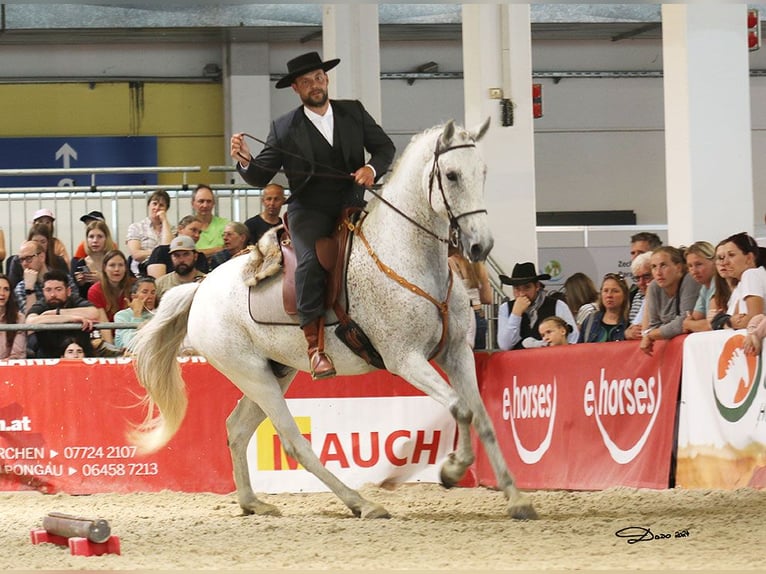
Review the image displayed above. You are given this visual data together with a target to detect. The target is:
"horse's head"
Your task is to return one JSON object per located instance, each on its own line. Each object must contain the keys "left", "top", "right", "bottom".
{"left": 428, "top": 118, "right": 493, "bottom": 262}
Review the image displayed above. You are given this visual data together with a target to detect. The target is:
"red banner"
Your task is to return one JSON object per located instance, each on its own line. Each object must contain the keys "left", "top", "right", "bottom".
{"left": 474, "top": 338, "right": 684, "bottom": 490}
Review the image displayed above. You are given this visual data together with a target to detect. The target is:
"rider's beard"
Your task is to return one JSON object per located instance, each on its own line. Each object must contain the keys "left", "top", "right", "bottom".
{"left": 302, "top": 88, "right": 328, "bottom": 109}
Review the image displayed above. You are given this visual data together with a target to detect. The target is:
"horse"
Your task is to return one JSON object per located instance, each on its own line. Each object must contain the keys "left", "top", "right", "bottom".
{"left": 128, "top": 119, "right": 538, "bottom": 520}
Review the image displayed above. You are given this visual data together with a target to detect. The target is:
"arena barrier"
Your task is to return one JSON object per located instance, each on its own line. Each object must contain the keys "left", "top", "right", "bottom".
{"left": 1, "top": 332, "right": 763, "bottom": 495}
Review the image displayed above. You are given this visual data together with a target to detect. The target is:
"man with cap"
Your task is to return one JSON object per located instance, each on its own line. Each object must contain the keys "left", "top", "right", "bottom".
{"left": 73, "top": 210, "right": 106, "bottom": 259}
{"left": 496, "top": 262, "right": 579, "bottom": 351}
{"left": 32, "top": 208, "right": 70, "bottom": 266}
{"left": 155, "top": 235, "right": 206, "bottom": 303}
{"left": 230, "top": 51, "right": 395, "bottom": 380}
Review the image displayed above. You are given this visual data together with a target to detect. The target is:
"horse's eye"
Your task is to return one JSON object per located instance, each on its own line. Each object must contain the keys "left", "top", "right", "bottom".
{"left": 446, "top": 171, "right": 458, "bottom": 182}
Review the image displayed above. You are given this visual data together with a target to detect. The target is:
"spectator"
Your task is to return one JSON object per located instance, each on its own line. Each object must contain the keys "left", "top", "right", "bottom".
{"left": 191, "top": 183, "right": 229, "bottom": 259}
{"left": 743, "top": 313, "right": 766, "bottom": 356}
{"left": 71, "top": 219, "right": 118, "bottom": 299}
{"left": 626, "top": 252, "right": 653, "bottom": 340}
{"left": 24, "top": 268, "right": 101, "bottom": 358}
{"left": 538, "top": 316, "right": 572, "bottom": 347}
{"left": 682, "top": 241, "right": 717, "bottom": 333}
{"left": 8, "top": 223, "right": 69, "bottom": 289}
{"left": 563, "top": 272, "right": 599, "bottom": 329}
{"left": 719, "top": 232, "right": 766, "bottom": 330}
{"left": 448, "top": 247, "right": 493, "bottom": 349}
{"left": 155, "top": 236, "right": 206, "bottom": 302}
{"left": 0, "top": 273, "right": 26, "bottom": 360}
{"left": 59, "top": 337, "right": 89, "bottom": 360}
{"left": 72, "top": 210, "right": 106, "bottom": 259}
{"left": 629, "top": 231, "right": 663, "bottom": 260}
{"left": 125, "top": 190, "right": 173, "bottom": 277}
{"left": 497, "top": 262, "right": 579, "bottom": 350}
{"left": 114, "top": 277, "right": 157, "bottom": 350}
{"left": 13, "top": 240, "right": 77, "bottom": 313}
{"left": 708, "top": 240, "right": 734, "bottom": 327}
{"left": 209, "top": 222, "right": 250, "bottom": 271}
{"left": 87, "top": 249, "right": 132, "bottom": 323}
{"left": 579, "top": 273, "right": 630, "bottom": 343}
{"left": 146, "top": 215, "right": 208, "bottom": 279}
{"left": 31, "top": 208, "right": 70, "bottom": 268}
{"left": 244, "top": 183, "right": 286, "bottom": 244}
{"left": 640, "top": 246, "right": 701, "bottom": 356}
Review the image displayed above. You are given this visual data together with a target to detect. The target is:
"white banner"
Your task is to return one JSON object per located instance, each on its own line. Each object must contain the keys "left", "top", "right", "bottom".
{"left": 677, "top": 330, "right": 766, "bottom": 489}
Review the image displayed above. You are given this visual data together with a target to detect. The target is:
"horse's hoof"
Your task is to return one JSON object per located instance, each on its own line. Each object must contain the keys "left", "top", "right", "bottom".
{"left": 439, "top": 467, "right": 458, "bottom": 489}
{"left": 508, "top": 502, "right": 538, "bottom": 520}
{"left": 359, "top": 502, "right": 391, "bottom": 519}
{"left": 240, "top": 501, "right": 282, "bottom": 517}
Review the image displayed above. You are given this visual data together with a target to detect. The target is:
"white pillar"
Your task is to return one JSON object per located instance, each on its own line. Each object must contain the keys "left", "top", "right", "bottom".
{"left": 662, "top": 4, "right": 754, "bottom": 244}
{"left": 223, "top": 42, "right": 272, "bottom": 184}
{"left": 322, "top": 4, "right": 383, "bottom": 122}
{"left": 462, "top": 4, "right": 537, "bottom": 273}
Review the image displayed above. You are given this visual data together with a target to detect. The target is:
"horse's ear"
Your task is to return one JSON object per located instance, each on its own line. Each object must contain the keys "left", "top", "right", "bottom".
{"left": 472, "top": 117, "right": 491, "bottom": 142}
{"left": 439, "top": 120, "right": 456, "bottom": 148}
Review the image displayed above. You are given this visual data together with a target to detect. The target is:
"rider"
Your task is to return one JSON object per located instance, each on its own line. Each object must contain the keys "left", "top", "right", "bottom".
{"left": 230, "top": 51, "right": 395, "bottom": 380}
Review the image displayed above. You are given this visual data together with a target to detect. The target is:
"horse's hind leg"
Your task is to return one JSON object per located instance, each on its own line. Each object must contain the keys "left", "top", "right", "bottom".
{"left": 226, "top": 397, "right": 281, "bottom": 516}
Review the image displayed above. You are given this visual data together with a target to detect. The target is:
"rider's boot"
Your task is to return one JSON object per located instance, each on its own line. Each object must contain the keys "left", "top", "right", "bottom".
{"left": 301, "top": 317, "right": 336, "bottom": 380}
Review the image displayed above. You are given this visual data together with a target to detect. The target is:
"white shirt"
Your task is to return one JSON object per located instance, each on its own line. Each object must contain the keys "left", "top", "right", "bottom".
{"left": 727, "top": 266, "right": 766, "bottom": 315}
{"left": 304, "top": 104, "right": 334, "bottom": 146}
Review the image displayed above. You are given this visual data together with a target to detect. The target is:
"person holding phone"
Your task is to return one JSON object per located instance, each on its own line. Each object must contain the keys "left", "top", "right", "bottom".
{"left": 71, "top": 220, "right": 117, "bottom": 298}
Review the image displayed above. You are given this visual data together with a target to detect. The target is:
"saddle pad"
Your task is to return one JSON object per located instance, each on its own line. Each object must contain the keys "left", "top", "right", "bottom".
{"left": 248, "top": 271, "right": 340, "bottom": 326}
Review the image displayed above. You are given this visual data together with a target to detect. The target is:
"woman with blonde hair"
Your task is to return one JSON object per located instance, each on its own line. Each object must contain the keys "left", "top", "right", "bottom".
{"left": 71, "top": 219, "right": 117, "bottom": 298}
{"left": 448, "top": 248, "right": 492, "bottom": 349}
{"left": 682, "top": 240, "right": 717, "bottom": 333}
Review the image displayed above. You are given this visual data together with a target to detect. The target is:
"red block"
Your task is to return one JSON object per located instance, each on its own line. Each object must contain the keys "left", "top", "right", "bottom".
{"left": 30, "top": 528, "right": 121, "bottom": 556}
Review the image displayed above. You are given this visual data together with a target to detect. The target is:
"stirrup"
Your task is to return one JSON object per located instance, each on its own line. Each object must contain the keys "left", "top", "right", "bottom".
{"left": 309, "top": 350, "right": 336, "bottom": 380}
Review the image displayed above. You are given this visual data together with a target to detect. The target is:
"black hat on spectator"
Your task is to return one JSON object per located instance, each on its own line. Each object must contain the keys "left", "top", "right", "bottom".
{"left": 80, "top": 210, "right": 105, "bottom": 224}
{"left": 499, "top": 262, "right": 551, "bottom": 286}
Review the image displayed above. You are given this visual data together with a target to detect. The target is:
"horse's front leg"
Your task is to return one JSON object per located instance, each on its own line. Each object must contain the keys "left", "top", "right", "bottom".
{"left": 438, "top": 346, "right": 538, "bottom": 520}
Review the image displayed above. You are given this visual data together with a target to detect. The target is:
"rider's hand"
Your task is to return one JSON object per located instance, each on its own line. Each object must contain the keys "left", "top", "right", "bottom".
{"left": 230, "top": 133, "right": 251, "bottom": 168}
{"left": 352, "top": 165, "right": 375, "bottom": 188}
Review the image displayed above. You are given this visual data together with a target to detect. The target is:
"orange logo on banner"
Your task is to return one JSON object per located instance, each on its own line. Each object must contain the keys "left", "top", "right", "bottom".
{"left": 256, "top": 417, "right": 311, "bottom": 471}
{"left": 714, "top": 334, "right": 762, "bottom": 422}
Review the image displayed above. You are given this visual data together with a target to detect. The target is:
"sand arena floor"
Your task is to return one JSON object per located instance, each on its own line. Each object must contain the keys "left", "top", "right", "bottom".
{"left": 1, "top": 482, "right": 764, "bottom": 571}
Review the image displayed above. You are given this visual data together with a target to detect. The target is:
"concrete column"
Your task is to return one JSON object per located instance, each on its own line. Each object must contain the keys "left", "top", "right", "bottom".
{"left": 462, "top": 4, "right": 537, "bottom": 273}
{"left": 223, "top": 42, "right": 271, "bottom": 184}
{"left": 662, "top": 4, "right": 754, "bottom": 244}
{"left": 322, "top": 4, "right": 383, "bottom": 122}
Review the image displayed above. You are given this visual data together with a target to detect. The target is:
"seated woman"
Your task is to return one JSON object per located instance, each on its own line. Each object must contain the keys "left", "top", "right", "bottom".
{"left": 579, "top": 273, "right": 630, "bottom": 343}
{"left": 538, "top": 316, "right": 572, "bottom": 347}
{"left": 563, "top": 272, "right": 599, "bottom": 329}
{"left": 88, "top": 250, "right": 132, "bottom": 321}
{"left": 125, "top": 190, "right": 173, "bottom": 277}
{"left": 0, "top": 273, "right": 26, "bottom": 360}
{"left": 640, "top": 246, "right": 701, "bottom": 356}
{"left": 719, "top": 232, "right": 766, "bottom": 330}
{"left": 682, "top": 241, "right": 717, "bottom": 333}
{"left": 114, "top": 277, "right": 157, "bottom": 351}
{"left": 59, "top": 336, "right": 93, "bottom": 360}
{"left": 71, "top": 220, "right": 117, "bottom": 299}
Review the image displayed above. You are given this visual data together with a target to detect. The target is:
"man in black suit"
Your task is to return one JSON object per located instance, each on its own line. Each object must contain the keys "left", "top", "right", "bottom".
{"left": 231, "top": 51, "right": 395, "bottom": 380}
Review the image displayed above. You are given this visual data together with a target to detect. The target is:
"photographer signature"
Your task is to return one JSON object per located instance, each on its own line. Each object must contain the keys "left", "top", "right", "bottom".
{"left": 615, "top": 526, "right": 690, "bottom": 544}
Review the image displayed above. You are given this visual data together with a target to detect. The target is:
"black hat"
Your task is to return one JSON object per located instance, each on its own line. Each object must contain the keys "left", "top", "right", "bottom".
{"left": 275, "top": 51, "right": 340, "bottom": 89}
{"left": 80, "top": 210, "right": 105, "bottom": 224}
{"left": 499, "top": 262, "right": 551, "bottom": 286}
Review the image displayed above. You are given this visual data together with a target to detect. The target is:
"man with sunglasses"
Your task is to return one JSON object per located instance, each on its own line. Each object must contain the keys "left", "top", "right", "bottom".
{"left": 230, "top": 51, "right": 395, "bottom": 380}
{"left": 626, "top": 251, "right": 653, "bottom": 339}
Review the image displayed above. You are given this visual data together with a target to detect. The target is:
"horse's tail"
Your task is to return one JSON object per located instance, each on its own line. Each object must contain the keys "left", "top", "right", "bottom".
{"left": 128, "top": 282, "right": 200, "bottom": 454}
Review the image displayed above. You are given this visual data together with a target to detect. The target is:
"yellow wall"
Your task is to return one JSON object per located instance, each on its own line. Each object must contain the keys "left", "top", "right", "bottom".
{"left": 1, "top": 82, "right": 225, "bottom": 184}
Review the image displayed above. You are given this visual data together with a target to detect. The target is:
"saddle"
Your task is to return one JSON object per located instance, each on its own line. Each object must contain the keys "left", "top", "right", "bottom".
{"left": 277, "top": 208, "right": 385, "bottom": 370}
